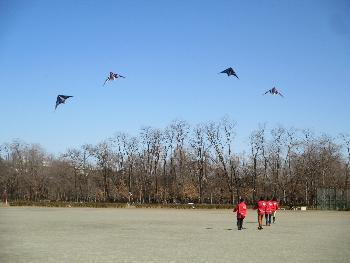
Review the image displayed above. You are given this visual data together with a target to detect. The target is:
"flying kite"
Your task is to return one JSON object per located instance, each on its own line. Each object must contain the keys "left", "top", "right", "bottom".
{"left": 55, "top": 95, "right": 73, "bottom": 110}
{"left": 264, "top": 87, "right": 284, "bottom": 97}
{"left": 103, "top": 72, "right": 125, "bottom": 86}
{"left": 219, "top": 67, "right": 239, "bottom": 79}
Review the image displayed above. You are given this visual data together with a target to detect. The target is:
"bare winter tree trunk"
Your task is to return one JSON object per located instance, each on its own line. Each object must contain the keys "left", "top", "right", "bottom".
{"left": 206, "top": 118, "right": 236, "bottom": 204}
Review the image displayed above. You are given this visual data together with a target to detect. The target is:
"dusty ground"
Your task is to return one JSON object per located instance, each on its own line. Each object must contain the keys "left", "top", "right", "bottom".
{"left": 0, "top": 207, "right": 349, "bottom": 263}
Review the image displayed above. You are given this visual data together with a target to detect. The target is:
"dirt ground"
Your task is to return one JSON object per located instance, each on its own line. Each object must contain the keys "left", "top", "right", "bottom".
{"left": 0, "top": 207, "right": 349, "bottom": 263}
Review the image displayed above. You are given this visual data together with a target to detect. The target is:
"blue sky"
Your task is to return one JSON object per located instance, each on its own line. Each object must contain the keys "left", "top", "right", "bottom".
{"left": 0, "top": 0, "right": 349, "bottom": 154}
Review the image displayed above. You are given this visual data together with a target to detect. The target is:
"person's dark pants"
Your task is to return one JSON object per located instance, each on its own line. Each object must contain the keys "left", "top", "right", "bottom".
{"left": 237, "top": 217, "right": 244, "bottom": 230}
{"left": 265, "top": 214, "right": 272, "bottom": 225}
{"left": 258, "top": 214, "right": 263, "bottom": 229}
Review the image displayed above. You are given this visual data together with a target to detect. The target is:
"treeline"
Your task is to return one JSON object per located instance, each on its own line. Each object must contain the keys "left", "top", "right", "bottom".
{"left": 1, "top": 118, "right": 349, "bottom": 206}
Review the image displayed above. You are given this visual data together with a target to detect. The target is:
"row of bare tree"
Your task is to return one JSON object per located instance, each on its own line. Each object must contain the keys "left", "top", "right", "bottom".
{"left": 1, "top": 118, "right": 349, "bottom": 206}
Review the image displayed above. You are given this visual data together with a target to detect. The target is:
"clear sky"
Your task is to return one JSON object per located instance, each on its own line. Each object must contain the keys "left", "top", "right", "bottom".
{"left": 0, "top": 0, "right": 349, "bottom": 155}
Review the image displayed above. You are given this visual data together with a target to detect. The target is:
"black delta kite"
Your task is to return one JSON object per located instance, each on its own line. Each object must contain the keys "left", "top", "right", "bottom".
{"left": 55, "top": 95, "right": 73, "bottom": 110}
{"left": 219, "top": 67, "right": 239, "bottom": 79}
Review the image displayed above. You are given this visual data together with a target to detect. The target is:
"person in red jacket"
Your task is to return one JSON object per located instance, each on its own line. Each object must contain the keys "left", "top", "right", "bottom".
{"left": 272, "top": 197, "right": 279, "bottom": 223}
{"left": 253, "top": 196, "right": 266, "bottom": 230}
{"left": 233, "top": 197, "right": 247, "bottom": 230}
{"left": 265, "top": 197, "right": 273, "bottom": 226}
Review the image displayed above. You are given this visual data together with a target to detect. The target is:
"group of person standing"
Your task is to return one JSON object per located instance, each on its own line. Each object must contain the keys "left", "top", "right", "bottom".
{"left": 233, "top": 196, "right": 279, "bottom": 230}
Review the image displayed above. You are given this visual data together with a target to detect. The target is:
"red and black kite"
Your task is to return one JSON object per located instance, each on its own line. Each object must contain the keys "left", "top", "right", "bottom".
{"left": 103, "top": 72, "right": 125, "bottom": 86}
{"left": 264, "top": 87, "right": 284, "bottom": 97}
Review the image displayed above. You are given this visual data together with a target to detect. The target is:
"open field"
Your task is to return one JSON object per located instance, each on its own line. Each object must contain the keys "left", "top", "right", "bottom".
{"left": 0, "top": 207, "right": 349, "bottom": 263}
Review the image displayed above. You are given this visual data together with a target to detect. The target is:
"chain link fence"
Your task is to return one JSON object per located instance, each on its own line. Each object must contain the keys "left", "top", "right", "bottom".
{"left": 316, "top": 188, "right": 350, "bottom": 210}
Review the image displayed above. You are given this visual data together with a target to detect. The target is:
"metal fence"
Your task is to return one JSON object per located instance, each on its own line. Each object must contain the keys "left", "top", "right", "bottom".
{"left": 316, "top": 188, "right": 350, "bottom": 210}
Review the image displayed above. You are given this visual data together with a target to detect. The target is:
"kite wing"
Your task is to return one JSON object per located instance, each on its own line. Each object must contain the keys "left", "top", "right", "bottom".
{"left": 60, "top": 95, "right": 73, "bottom": 100}
{"left": 113, "top": 73, "right": 125, "bottom": 79}
{"left": 55, "top": 98, "right": 60, "bottom": 109}
{"left": 103, "top": 77, "right": 109, "bottom": 86}
{"left": 263, "top": 89, "right": 271, "bottom": 95}
{"left": 220, "top": 68, "right": 232, "bottom": 75}
{"left": 219, "top": 69, "right": 227, "bottom": 74}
